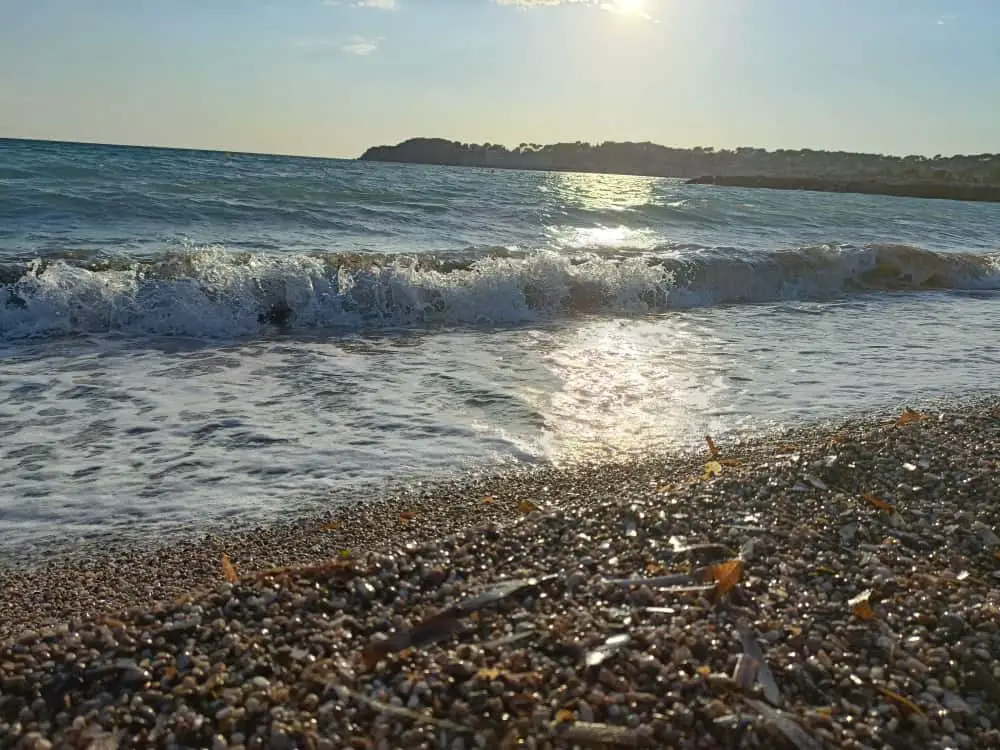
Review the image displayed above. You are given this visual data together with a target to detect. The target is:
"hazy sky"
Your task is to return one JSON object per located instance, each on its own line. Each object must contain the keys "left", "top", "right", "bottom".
{"left": 1, "top": 0, "right": 997, "bottom": 158}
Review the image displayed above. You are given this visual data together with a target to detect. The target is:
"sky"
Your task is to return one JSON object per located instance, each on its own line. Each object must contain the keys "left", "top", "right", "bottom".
{"left": 1, "top": 0, "right": 998, "bottom": 158}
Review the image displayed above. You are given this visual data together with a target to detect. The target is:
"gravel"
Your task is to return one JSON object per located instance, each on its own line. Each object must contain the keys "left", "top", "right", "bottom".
{"left": 2, "top": 400, "right": 1000, "bottom": 748}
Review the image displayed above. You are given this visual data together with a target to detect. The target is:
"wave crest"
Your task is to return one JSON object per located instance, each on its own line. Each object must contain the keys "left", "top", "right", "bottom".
{"left": 1, "top": 244, "right": 997, "bottom": 339}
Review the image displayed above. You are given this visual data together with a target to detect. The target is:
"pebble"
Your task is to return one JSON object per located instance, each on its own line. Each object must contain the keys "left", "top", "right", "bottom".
{"left": 2, "top": 400, "right": 1000, "bottom": 748}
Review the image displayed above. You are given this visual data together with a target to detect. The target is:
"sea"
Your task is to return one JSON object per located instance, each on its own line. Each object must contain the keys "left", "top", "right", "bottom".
{"left": 3, "top": 137, "right": 1000, "bottom": 563}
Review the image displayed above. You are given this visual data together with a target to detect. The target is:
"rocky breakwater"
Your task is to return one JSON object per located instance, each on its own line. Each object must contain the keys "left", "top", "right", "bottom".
{"left": 2, "top": 401, "right": 1000, "bottom": 748}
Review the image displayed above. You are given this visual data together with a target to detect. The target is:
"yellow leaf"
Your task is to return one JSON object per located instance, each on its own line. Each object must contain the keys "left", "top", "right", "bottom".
{"left": 481, "top": 495, "right": 495, "bottom": 504}
{"left": 701, "top": 461, "right": 723, "bottom": 481}
{"left": 897, "top": 408, "right": 926, "bottom": 426}
{"left": 849, "top": 589, "right": 876, "bottom": 620}
{"left": 862, "top": 493, "right": 894, "bottom": 512}
{"left": 705, "top": 435, "right": 719, "bottom": 457}
{"left": 221, "top": 553, "right": 239, "bottom": 584}
{"left": 554, "top": 708, "right": 575, "bottom": 725}
{"left": 708, "top": 558, "right": 743, "bottom": 597}
{"left": 696, "top": 665, "right": 711, "bottom": 676}
{"left": 519, "top": 499, "right": 539, "bottom": 513}
{"left": 338, "top": 549, "right": 352, "bottom": 559}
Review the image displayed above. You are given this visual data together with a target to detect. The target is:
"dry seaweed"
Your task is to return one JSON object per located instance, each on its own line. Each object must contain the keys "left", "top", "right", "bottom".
{"left": 745, "top": 699, "right": 822, "bottom": 750}
{"left": 333, "top": 684, "right": 473, "bottom": 733}
{"left": 548, "top": 719, "right": 652, "bottom": 747}
{"left": 736, "top": 624, "right": 781, "bottom": 705}
{"left": 879, "top": 687, "right": 926, "bottom": 719}
{"left": 585, "top": 633, "right": 631, "bottom": 667}
{"left": 360, "top": 576, "right": 557, "bottom": 668}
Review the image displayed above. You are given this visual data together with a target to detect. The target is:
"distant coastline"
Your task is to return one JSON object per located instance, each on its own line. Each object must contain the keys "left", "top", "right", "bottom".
{"left": 687, "top": 175, "right": 1000, "bottom": 203}
{"left": 360, "top": 138, "right": 1000, "bottom": 203}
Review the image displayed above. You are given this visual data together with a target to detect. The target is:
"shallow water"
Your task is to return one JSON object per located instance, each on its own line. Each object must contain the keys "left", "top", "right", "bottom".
{"left": 2, "top": 138, "right": 1000, "bottom": 559}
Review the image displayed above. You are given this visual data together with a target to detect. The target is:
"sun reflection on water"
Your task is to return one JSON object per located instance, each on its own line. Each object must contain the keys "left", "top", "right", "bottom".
{"left": 523, "top": 317, "right": 742, "bottom": 462}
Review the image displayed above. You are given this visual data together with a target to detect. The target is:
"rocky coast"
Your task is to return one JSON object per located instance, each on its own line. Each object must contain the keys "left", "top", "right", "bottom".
{"left": 2, "top": 400, "right": 1000, "bottom": 749}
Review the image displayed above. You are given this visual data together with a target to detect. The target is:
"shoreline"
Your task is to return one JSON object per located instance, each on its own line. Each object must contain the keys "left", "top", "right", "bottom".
{"left": 2, "top": 400, "right": 1000, "bottom": 747}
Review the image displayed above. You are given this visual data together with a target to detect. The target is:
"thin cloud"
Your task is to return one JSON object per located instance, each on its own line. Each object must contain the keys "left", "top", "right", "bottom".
{"left": 323, "top": 0, "right": 397, "bottom": 7}
{"left": 342, "top": 35, "right": 381, "bottom": 55}
{"left": 497, "top": 0, "right": 657, "bottom": 22}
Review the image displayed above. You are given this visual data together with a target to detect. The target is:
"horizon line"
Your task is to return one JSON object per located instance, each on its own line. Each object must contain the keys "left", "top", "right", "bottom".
{"left": 2, "top": 135, "right": 997, "bottom": 162}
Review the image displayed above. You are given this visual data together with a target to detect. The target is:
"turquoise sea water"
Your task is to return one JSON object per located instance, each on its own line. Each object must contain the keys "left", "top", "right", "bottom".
{"left": 2, "top": 137, "right": 1000, "bottom": 559}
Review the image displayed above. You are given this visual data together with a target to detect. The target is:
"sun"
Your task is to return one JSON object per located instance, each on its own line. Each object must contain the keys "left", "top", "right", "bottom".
{"left": 612, "top": 0, "right": 645, "bottom": 15}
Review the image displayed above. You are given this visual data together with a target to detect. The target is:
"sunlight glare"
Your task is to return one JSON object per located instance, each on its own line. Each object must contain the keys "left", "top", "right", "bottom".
{"left": 612, "top": 0, "right": 644, "bottom": 16}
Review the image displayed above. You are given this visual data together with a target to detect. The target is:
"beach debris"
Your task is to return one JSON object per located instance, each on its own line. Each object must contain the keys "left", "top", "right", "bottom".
{"left": 399, "top": 510, "right": 417, "bottom": 522}
{"left": 849, "top": 589, "right": 876, "bottom": 620}
{"left": 361, "top": 576, "right": 556, "bottom": 668}
{"left": 705, "top": 434, "right": 720, "bottom": 457}
{"left": 897, "top": 408, "right": 926, "bottom": 426}
{"left": 804, "top": 474, "right": 828, "bottom": 490}
{"left": 669, "top": 536, "right": 737, "bottom": 563}
{"left": 746, "top": 699, "right": 821, "bottom": 750}
{"left": 733, "top": 653, "right": 757, "bottom": 691}
{"left": 707, "top": 558, "right": 744, "bottom": 599}
{"left": 585, "top": 633, "right": 631, "bottom": 667}
{"left": 736, "top": 624, "right": 781, "bottom": 705}
{"left": 319, "top": 521, "right": 342, "bottom": 531}
{"left": 220, "top": 553, "right": 239, "bottom": 583}
{"left": 879, "top": 687, "right": 926, "bottom": 719}
{"left": 518, "top": 499, "right": 539, "bottom": 513}
{"left": 548, "top": 719, "right": 652, "bottom": 747}
{"left": 862, "top": 493, "right": 894, "bottom": 512}
{"left": 480, "top": 495, "right": 495, "bottom": 504}
{"left": 334, "top": 684, "right": 473, "bottom": 733}
{"left": 701, "top": 461, "right": 724, "bottom": 480}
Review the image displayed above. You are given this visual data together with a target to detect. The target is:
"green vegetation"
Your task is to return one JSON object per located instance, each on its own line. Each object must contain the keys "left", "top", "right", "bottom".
{"left": 360, "top": 138, "right": 1000, "bottom": 185}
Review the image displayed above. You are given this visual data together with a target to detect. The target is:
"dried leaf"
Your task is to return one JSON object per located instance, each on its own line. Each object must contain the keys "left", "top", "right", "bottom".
{"left": 554, "top": 709, "right": 576, "bottom": 725}
{"left": 994, "top": 550, "right": 1000, "bottom": 561}
{"left": 849, "top": 589, "right": 876, "bottom": 620}
{"left": 705, "top": 435, "right": 719, "bottom": 457}
{"left": 897, "top": 408, "right": 926, "bottom": 426}
{"left": 862, "top": 493, "right": 894, "bottom": 512}
{"left": 221, "top": 553, "right": 239, "bottom": 584}
{"left": 701, "top": 461, "right": 723, "bottom": 480}
{"left": 320, "top": 521, "right": 342, "bottom": 532}
{"left": 708, "top": 558, "right": 744, "bottom": 598}
{"left": 481, "top": 495, "right": 495, "bottom": 504}
{"left": 399, "top": 511, "right": 417, "bottom": 522}
{"left": 718, "top": 458, "right": 741, "bottom": 466}
{"left": 879, "top": 687, "right": 926, "bottom": 718}
{"left": 476, "top": 668, "right": 542, "bottom": 685}
{"left": 518, "top": 499, "right": 539, "bottom": 513}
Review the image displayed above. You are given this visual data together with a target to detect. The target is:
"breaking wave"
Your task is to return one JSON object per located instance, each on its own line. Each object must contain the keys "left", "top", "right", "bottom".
{"left": 1, "top": 243, "right": 998, "bottom": 340}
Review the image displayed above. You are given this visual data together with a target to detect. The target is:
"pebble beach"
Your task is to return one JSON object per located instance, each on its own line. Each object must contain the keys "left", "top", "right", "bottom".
{"left": 2, "top": 400, "right": 1000, "bottom": 750}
